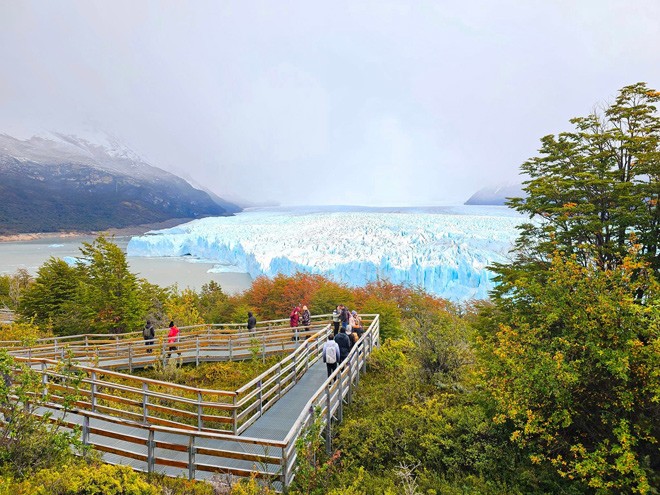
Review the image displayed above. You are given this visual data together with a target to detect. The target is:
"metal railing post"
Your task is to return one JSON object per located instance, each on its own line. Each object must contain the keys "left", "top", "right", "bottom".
{"left": 142, "top": 382, "right": 148, "bottom": 422}
{"left": 147, "top": 429, "right": 155, "bottom": 473}
{"left": 277, "top": 362, "right": 282, "bottom": 398}
{"left": 188, "top": 435, "right": 196, "bottom": 480}
{"left": 82, "top": 415, "right": 90, "bottom": 445}
{"left": 305, "top": 341, "right": 309, "bottom": 372}
{"left": 41, "top": 361, "right": 48, "bottom": 397}
{"left": 91, "top": 371, "right": 97, "bottom": 412}
{"left": 128, "top": 343, "right": 133, "bottom": 373}
{"left": 325, "top": 384, "right": 332, "bottom": 455}
{"left": 337, "top": 368, "right": 343, "bottom": 421}
{"left": 197, "top": 392, "right": 203, "bottom": 430}
{"left": 232, "top": 395, "right": 238, "bottom": 434}
{"left": 258, "top": 379, "right": 263, "bottom": 417}
{"left": 195, "top": 337, "right": 200, "bottom": 366}
{"left": 348, "top": 354, "right": 354, "bottom": 405}
{"left": 262, "top": 335, "right": 266, "bottom": 363}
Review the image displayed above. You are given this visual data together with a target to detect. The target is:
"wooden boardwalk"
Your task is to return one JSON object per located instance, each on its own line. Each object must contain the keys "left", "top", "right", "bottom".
{"left": 7, "top": 315, "right": 380, "bottom": 489}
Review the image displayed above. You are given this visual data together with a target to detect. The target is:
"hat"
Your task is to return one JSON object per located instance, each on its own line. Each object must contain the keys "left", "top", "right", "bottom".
{"left": 351, "top": 310, "right": 357, "bottom": 315}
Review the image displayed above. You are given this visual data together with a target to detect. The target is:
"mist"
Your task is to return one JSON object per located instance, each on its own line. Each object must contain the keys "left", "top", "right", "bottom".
{"left": 1, "top": 0, "right": 659, "bottom": 206}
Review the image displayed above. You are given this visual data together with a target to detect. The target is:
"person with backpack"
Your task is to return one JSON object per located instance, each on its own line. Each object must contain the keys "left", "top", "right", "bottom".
{"left": 143, "top": 319, "right": 155, "bottom": 354}
{"left": 322, "top": 334, "right": 340, "bottom": 377}
{"left": 167, "top": 321, "right": 181, "bottom": 359}
{"left": 247, "top": 311, "right": 257, "bottom": 334}
{"left": 335, "top": 327, "right": 352, "bottom": 364}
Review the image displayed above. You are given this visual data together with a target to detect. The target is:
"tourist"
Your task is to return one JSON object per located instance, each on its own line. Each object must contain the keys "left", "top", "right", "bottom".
{"left": 332, "top": 306, "right": 341, "bottom": 335}
{"left": 290, "top": 306, "right": 300, "bottom": 341}
{"left": 301, "top": 305, "right": 311, "bottom": 334}
{"left": 322, "top": 334, "right": 340, "bottom": 377}
{"left": 340, "top": 305, "right": 350, "bottom": 331}
{"left": 247, "top": 311, "right": 257, "bottom": 333}
{"left": 167, "top": 321, "right": 181, "bottom": 359}
{"left": 335, "top": 327, "right": 351, "bottom": 364}
{"left": 351, "top": 310, "right": 363, "bottom": 338}
{"left": 143, "top": 319, "right": 155, "bottom": 354}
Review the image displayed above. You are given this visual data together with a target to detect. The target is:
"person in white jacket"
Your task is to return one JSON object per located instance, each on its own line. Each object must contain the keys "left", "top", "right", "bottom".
{"left": 322, "top": 334, "right": 341, "bottom": 377}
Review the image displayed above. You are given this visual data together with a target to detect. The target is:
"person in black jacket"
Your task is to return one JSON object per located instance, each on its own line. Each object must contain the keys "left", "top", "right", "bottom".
{"left": 143, "top": 320, "right": 155, "bottom": 353}
{"left": 247, "top": 312, "right": 257, "bottom": 333}
{"left": 334, "top": 327, "right": 352, "bottom": 364}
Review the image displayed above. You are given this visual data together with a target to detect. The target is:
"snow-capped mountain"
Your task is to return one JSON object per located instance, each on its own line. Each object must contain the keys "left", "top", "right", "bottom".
{"left": 127, "top": 206, "right": 523, "bottom": 301}
{"left": 464, "top": 182, "right": 524, "bottom": 205}
{"left": 0, "top": 132, "right": 240, "bottom": 234}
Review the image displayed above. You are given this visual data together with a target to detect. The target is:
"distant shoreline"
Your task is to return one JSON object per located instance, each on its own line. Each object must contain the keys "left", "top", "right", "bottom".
{"left": 0, "top": 218, "right": 194, "bottom": 243}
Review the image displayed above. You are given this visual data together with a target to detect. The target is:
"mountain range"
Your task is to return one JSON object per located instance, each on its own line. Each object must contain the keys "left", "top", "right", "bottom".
{"left": 0, "top": 132, "right": 240, "bottom": 234}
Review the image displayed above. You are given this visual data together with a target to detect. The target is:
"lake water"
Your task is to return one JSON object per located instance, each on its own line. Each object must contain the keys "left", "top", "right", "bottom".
{"left": 0, "top": 235, "right": 253, "bottom": 294}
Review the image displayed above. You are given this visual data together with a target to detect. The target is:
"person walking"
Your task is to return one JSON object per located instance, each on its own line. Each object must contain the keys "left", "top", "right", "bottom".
{"left": 143, "top": 319, "right": 155, "bottom": 354}
{"left": 167, "top": 321, "right": 181, "bottom": 359}
{"left": 335, "top": 327, "right": 351, "bottom": 364}
{"left": 301, "top": 305, "right": 311, "bottom": 334}
{"left": 322, "top": 334, "right": 340, "bottom": 377}
{"left": 290, "top": 306, "right": 300, "bottom": 341}
{"left": 332, "top": 306, "right": 341, "bottom": 335}
{"left": 340, "top": 305, "right": 350, "bottom": 331}
{"left": 352, "top": 310, "right": 364, "bottom": 338}
{"left": 247, "top": 311, "right": 257, "bottom": 333}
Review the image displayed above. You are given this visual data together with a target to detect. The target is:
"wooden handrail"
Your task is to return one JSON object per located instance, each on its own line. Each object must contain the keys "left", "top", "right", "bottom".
{"left": 6, "top": 313, "right": 380, "bottom": 490}
{"left": 0, "top": 314, "right": 333, "bottom": 347}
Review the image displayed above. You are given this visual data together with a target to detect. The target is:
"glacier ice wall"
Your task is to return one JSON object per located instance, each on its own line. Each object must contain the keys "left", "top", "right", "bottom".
{"left": 126, "top": 207, "right": 523, "bottom": 301}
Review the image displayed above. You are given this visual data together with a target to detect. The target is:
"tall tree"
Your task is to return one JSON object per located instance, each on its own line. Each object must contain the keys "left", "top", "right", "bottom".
{"left": 18, "top": 257, "right": 78, "bottom": 330}
{"left": 75, "top": 236, "right": 147, "bottom": 334}
{"left": 480, "top": 83, "right": 660, "bottom": 492}
{"left": 508, "top": 83, "right": 660, "bottom": 273}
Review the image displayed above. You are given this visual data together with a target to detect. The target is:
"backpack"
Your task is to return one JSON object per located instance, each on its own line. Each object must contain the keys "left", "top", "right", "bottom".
{"left": 143, "top": 324, "right": 153, "bottom": 339}
{"left": 325, "top": 343, "right": 337, "bottom": 364}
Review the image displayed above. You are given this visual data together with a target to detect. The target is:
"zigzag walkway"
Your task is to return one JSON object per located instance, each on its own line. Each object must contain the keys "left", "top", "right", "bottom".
{"left": 8, "top": 315, "right": 380, "bottom": 490}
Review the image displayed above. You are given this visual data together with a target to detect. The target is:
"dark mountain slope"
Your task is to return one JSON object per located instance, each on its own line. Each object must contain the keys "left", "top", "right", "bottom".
{"left": 0, "top": 133, "right": 240, "bottom": 234}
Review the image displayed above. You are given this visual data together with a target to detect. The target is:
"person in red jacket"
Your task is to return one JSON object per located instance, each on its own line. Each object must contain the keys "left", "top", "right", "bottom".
{"left": 290, "top": 306, "right": 301, "bottom": 342}
{"left": 167, "top": 321, "right": 181, "bottom": 359}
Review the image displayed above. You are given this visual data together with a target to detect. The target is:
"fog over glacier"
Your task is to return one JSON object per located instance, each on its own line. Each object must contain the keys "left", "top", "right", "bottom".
{"left": 127, "top": 206, "right": 523, "bottom": 302}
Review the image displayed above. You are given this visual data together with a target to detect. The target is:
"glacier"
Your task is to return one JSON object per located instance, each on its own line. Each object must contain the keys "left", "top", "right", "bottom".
{"left": 126, "top": 206, "right": 524, "bottom": 301}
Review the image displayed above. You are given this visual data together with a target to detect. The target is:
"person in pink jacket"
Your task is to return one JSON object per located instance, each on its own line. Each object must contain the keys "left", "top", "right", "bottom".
{"left": 167, "top": 321, "right": 181, "bottom": 359}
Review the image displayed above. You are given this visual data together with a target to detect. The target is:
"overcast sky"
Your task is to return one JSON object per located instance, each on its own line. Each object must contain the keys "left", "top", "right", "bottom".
{"left": 1, "top": 1, "right": 659, "bottom": 206}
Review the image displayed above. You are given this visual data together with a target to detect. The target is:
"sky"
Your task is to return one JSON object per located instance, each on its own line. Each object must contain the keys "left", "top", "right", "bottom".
{"left": 1, "top": 1, "right": 659, "bottom": 206}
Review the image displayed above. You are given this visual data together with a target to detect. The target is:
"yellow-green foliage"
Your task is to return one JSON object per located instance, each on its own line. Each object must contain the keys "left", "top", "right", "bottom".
{"left": 4, "top": 462, "right": 158, "bottom": 495}
{"left": 136, "top": 356, "right": 282, "bottom": 391}
{"left": 477, "top": 253, "right": 659, "bottom": 493}
{"left": 229, "top": 474, "right": 275, "bottom": 494}
{"left": 0, "top": 321, "right": 49, "bottom": 346}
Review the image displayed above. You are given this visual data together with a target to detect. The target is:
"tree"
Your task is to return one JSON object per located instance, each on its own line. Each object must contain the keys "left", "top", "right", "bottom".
{"left": 0, "top": 350, "right": 83, "bottom": 477}
{"left": 480, "top": 84, "right": 660, "bottom": 493}
{"left": 507, "top": 83, "right": 660, "bottom": 273}
{"left": 476, "top": 252, "right": 659, "bottom": 493}
{"left": 18, "top": 257, "right": 79, "bottom": 331}
{"left": 74, "top": 236, "right": 148, "bottom": 334}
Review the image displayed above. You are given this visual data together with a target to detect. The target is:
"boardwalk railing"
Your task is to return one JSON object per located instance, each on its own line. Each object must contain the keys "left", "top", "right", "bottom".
{"left": 6, "top": 314, "right": 380, "bottom": 490}
{"left": 0, "top": 314, "right": 331, "bottom": 350}
{"left": 7, "top": 317, "right": 331, "bottom": 370}
{"left": 0, "top": 308, "right": 15, "bottom": 324}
